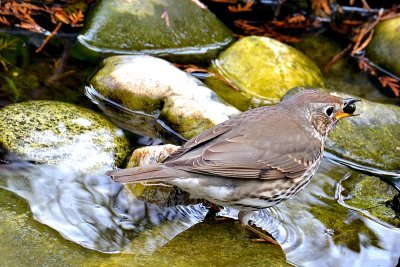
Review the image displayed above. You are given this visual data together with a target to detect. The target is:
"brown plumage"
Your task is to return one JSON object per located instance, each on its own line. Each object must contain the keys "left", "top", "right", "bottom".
{"left": 108, "top": 90, "right": 359, "bottom": 213}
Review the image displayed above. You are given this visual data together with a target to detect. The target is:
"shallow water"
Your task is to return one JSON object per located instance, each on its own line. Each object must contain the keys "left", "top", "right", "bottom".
{"left": 0, "top": 158, "right": 399, "bottom": 266}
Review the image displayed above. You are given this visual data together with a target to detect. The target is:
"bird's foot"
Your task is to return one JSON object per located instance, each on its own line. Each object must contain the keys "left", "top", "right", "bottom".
{"left": 242, "top": 224, "right": 279, "bottom": 245}
{"left": 238, "top": 210, "right": 279, "bottom": 245}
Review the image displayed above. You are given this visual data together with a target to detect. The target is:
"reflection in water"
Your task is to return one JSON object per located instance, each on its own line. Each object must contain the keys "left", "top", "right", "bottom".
{"left": 0, "top": 161, "right": 207, "bottom": 253}
{"left": 1, "top": 158, "right": 400, "bottom": 266}
{"left": 85, "top": 86, "right": 187, "bottom": 145}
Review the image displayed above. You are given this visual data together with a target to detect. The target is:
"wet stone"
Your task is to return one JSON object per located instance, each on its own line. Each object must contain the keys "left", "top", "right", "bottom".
{"left": 88, "top": 55, "right": 239, "bottom": 140}
{"left": 339, "top": 174, "right": 400, "bottom": 227}
{"left": 205, "top": 36, "right": 324, "bottom": 110}
{"left": 74, "top": 0, "right": 234, "bottom": 63}
{"left": 0, "top": 101, "right": 130, "bottom": 174}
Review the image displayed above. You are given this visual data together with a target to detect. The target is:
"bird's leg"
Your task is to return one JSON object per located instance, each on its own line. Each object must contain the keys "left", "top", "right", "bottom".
{"left": 238, "top": 211, "right": 280, "bottom": 245}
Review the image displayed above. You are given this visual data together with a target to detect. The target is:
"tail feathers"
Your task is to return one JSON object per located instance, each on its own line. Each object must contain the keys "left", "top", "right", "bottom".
{"left": 107, "top": 164, "right": 188, "bottom": 184}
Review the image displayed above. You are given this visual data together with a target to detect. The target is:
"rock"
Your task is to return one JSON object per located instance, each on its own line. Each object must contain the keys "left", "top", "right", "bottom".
{"left": 339, "top": 174, "right": 399, "bottom": 227}
{"left": 0, "top": 101, "right": 130, "bottom": 174}
{"left": 74, "top": 0, "right": 234, "bottom": 63}
{"left": 366, "top": 17, "right": 400, "bottom": 77}
{"left": 88, "top": 55, "right": 239, "bottom": 140}
{"left": 325, "top": 94, "right": 400, "bottom": 171}
{"left": 124, "top": 144, "right": 193, "bottom": 207}
{"left": 205, "top": 36, "right": 324, "bottom": 110}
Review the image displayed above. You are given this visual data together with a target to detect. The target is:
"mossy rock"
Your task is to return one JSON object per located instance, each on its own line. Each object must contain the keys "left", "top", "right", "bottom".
{"left": 74, "top": 0, "right": 234, "bottom": 63}
{"left": 326, "top": 95, "right": 400, "bottom": 171}
{"left": 366, "top": 17, "right": 400, "bottom": 76}
{"left": 205, "top": 36, "right": 324, "bottom": 110}
{"left": 340, "top": 174, "right": 399, "bottom": 227}
{"left": 89, "top": 55, "right": 239, "bottom": 140}
{"left": 0, "top": 101, "right": 130, "bottom": 174}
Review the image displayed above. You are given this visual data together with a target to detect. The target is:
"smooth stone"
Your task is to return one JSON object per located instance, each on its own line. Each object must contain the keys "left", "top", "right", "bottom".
{"left": 325, "top": 94, "right": 400, "bottom": 171}
{"left": 89, "top": 55, "right": 239, "bottom": 140}
{"left": 366, "top": 17, "right": 400, "bottom": 76}
{"left": 74, "top": 0, "right": 234, "bottom": 63}
{"left": 339, "top": 174, "right": 399, "bottom": 227}
{"left": 125, "top": 144, "right": 193, "bottom": 206}
{"left": 205, "top": 36, "right": 324, "bottom": 110}
{"left": 0, "top": 101, "right": 130, "bottom": 174}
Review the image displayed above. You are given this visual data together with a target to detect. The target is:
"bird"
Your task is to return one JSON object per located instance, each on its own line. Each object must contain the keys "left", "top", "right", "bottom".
{"left": 107, "top": 89, "right": 359, "bottom": 224}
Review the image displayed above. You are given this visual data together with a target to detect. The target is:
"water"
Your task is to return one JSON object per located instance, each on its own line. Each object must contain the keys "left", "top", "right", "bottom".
{"left": 0, "top": 157, "right": 399, "bottom": 266}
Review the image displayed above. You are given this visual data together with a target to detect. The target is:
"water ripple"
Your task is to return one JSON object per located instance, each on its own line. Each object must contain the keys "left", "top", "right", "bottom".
{"left": 0, "top": 162, "right": 208, "bottom": 254}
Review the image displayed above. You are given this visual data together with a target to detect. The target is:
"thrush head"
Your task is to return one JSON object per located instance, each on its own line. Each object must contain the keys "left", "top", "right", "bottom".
{"left": 281, "top": 90, "right": 360, "bottom": 140}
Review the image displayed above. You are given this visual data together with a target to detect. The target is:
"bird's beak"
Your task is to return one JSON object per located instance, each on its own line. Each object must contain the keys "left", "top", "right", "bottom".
{"left": 334, "top": 98, "right": 361, "bottom": 120}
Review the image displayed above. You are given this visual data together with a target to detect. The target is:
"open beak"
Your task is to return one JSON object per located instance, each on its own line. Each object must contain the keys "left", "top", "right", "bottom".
{"left": 334, "top": 98, "right": 361, "bottom": 120}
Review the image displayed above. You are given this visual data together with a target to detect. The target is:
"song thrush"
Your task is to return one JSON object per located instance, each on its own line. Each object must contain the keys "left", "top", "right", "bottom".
{"left": 108, "top": 90, "right": 359, "bottom": 222}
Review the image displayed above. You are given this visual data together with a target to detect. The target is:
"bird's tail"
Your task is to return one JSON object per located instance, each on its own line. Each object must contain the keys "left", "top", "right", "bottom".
{"left": 106, "top": 164, "right": 189, "bottom": 184}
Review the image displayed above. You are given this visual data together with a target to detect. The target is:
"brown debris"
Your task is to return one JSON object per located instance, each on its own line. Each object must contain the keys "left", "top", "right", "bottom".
{"left": 0, "top": 1, "right": 87, "bottom": 52}
{"left": 379, "top": 76, "right": 400, "bottom": 97}
{"left": 161, "top": 9, "right": 171, "bottom": 28}
{"left": 228, "top": 1, "right": 254, "bottom": 13}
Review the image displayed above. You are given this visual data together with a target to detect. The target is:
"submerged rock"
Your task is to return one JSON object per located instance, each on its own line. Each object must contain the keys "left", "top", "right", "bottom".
{"left": 0, "top": 101, "right": 130, "bottom": 174}
{"left": 88, "top": 55, "right": 239, "bottom": 141}
{"left": 205, "top": 36, "right": 324, "bottom": 110}
{"left": 366, "top": 17, "right": 400, "bottom": 76}
{"left": 325, "top": 95, "right": 400, "bottom": 171}
{"left": 74, "top": 0, "right": 234, "bottom": 63}
{"left": 338, "top": 174, "right": 399, "bottom": 227}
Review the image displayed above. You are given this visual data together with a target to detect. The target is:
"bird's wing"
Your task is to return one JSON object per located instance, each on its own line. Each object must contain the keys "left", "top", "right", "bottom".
{"left": 164, "top": 123, "right": 235, "bottom": 161}
{"left": 165, "top": 117, "right": 322, "bottom": 180}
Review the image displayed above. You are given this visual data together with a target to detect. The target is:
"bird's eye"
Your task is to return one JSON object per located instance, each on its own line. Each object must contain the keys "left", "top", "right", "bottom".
{"left": 325, "top": 106, "right": 334, "bottom": 117}
{"left": 343, "top": 103, "right": 356, "bottom": 114}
